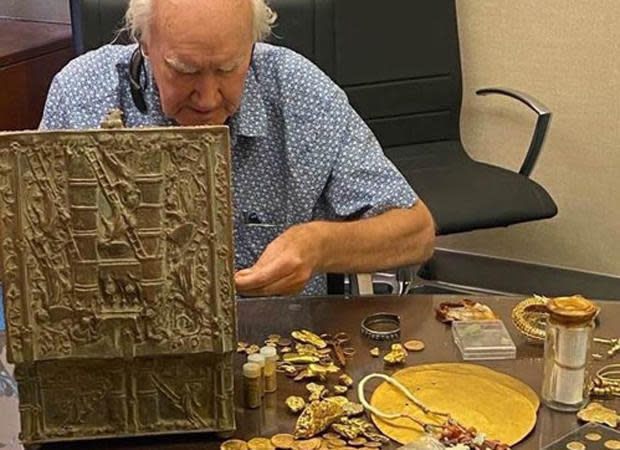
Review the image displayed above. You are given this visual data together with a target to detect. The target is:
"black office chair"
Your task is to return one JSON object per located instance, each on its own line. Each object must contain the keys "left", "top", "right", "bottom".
{"left": 69, "top": 0, "right": 557, "bottom": 294}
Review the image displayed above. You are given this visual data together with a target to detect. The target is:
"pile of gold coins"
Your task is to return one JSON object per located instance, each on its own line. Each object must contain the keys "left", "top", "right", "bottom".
{"left": 221, "top": 430, "right": 389, "bottom": 450}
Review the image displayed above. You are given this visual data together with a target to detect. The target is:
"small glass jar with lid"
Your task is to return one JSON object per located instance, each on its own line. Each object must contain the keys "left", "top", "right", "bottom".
{"left": 541, "top": 296, "right": 597, "bottom": 411}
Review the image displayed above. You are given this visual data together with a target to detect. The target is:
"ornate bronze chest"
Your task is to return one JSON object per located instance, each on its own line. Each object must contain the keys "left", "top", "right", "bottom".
{"left": 0, "top": 125, "right": 236, "bottom": 443}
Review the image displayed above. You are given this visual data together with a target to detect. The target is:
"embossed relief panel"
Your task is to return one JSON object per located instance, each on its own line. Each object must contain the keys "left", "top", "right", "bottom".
{"left": 0, "top": 127, "right": 236, "bottom": 364}
{"left": 14, "top": 352, "right": 234, "bottom": 442}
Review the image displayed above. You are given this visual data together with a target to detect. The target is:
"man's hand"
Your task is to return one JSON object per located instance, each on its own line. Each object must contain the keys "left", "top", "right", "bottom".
{"left": 235, "top": 202, "right": 435, "bottom": 297}
{"left": 235, "top": 224, "right": 323, "bottom": 296}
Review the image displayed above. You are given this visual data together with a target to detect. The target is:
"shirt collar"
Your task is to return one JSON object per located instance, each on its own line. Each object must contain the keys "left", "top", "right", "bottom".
{"left": 229, "top": 63, "right": 268, "bottom": 138}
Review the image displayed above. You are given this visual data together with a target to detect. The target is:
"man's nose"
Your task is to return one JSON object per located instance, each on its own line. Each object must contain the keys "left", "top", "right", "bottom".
{"left": 191, "top": 75, "right": 221, "bottom": 110}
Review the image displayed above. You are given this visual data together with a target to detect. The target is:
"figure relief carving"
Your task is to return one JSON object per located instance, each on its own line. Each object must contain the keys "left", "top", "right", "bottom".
{"left": 0, "top": 123, "right": 236, "bottom": 443}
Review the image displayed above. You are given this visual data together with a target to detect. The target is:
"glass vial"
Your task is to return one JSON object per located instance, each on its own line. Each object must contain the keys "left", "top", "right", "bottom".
{"left": 243, "top": 362, "right": 262, "bottom": 409}
{"left": 541, "top": 296, "right": 596, "bottom": 411}
{"left": 247, "top": 353, "right": 265, "bottom": 397}
{"left": 260, "top": 346, "right": 278, "bottom": 393}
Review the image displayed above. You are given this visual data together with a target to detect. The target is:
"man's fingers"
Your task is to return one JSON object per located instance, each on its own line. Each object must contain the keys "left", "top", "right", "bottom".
{"left": 235, "top": 259, "right": 295, "bottom": 291}
{"left": 236, "top": 270, "right": 307, "bottom": 297}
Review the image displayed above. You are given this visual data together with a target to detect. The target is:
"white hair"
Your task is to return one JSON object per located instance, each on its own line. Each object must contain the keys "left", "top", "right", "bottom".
{"left": 124, "top": 0, "right": 277, "bottom": 43}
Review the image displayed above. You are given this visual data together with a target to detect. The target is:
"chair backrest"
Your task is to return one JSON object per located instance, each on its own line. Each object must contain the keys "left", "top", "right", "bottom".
{"left": 269, "top": 0, "right": 464, "bottom": 148}
{"left": 69, "top": 0, "right": 130, "bottom": 55}
{"left": 70, "top": 0, "right": 464, "bottom": 148}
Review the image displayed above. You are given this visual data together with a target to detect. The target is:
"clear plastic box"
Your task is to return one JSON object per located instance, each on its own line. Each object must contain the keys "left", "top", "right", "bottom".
{"left": 452, "top": 319, "right": 516, "bottom": 360}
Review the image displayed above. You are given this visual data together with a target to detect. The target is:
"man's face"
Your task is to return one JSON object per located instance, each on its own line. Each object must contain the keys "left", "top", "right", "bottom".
{"left": 143, "top": 0, "right": 254, "bottom": 126}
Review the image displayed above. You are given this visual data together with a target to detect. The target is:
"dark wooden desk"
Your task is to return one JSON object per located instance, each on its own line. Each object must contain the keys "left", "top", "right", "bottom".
{"left": 1, "top": 295, "right": 618, "bottom": 449}
{"left": 0, "top": 18, "right": 73, "bottom": 131}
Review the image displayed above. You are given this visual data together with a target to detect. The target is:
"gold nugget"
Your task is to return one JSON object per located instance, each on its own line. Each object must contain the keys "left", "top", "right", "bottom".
{"left": 237, "top": 342, "right": 249, "bottom": 353}
{"left": 577, "top": 402, "right": 618, "bottom": 427}
{"left": 309, "top": 363, "right": 341, "bottom": 374}
{"left": 369, "top": 348, "right": 380, "bottom": 357}
{"left": 292, "top": 330, "right": 328, "bottom": 349}
{"left": 306, "top": 383, "right": 327, "bottom": 401}
{"left": 294, "top": 397, "right": 349, "bottom": 438}
{"left": 339, "top": 374, "right": 353, "bottom": 387}
{"left": 333, "top": 385, "right": 348, "bottom": 394}
{"left": 383, "top": 343, "right": 407, "bottom": 364}
{"left": 246, "top": 344, "right": 261, "bottom": 355}
{"left": 343, "top": 402, "right": 364, "bottom": 417}
{"left": 286, "top": 396, "right": 307, "bottom": 414}
{"left": 297, "top": 343, "right": 322, "bottom": 357}
{"left": 284, "top": 353, "right": 321, "bottom": 364}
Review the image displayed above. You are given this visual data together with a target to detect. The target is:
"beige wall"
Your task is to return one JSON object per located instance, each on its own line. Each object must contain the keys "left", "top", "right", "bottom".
{"left": 439, "top": 1, "right": 620, "bottom": 275}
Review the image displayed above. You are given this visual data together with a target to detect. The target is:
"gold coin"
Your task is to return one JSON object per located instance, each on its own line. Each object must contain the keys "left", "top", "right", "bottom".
{"left": 221, "top": 439, "right": 249, "bottom": 450}
{"left": 605, "top": 440, "right": 620, "bottom": 450}
{"left": 268, "top": 334, "right": 281, "bottom": 341}
{"left": 586, "top": 433, "right": 602, "bottom": 442}
{"left": 566, "top": 442, "right": 585, "bottom": 450}
{"left": 363, "top": 443, "right": 382, "bottom": 448}
{"left": 348, "top": 438, "right": 367, "bottom": 447}
{"left": 404, "top": 339, "right": 425, "bottom": 352}
{"left": 323, "top": 433, "right": 340, "bottom": 440}
{"left": 328, "top": 439, "right": 346, "bottom": 447}
{"left": 271, "top": 434, "right": 296, "bottom": 449}
{"left": 278, "top": 338, "right": 293, "bottom": 347}
{"left": 248, "top": 438, "right": 274, "bottom": 450}
{"left": 295, "top": 438, "right": 322, "bottom": 450}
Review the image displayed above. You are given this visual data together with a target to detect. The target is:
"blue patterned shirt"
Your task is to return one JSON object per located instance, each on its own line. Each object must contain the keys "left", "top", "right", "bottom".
{"left": 40, "top": 43, "right": 417, "bottom": 296}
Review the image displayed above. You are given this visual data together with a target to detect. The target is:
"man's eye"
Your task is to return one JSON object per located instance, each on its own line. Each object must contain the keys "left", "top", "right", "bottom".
{"left": 217, "top": 66, "right": 236, "bottom": 74}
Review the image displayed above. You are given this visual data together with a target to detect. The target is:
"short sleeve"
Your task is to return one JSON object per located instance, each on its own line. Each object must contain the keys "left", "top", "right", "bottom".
{"left": 317, "top": 90, "right": 417, "bottom": 219}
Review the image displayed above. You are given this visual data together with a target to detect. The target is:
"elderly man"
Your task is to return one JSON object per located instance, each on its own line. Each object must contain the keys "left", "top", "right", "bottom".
{"left": 40, "top": 0, "right": 435, "bottom": 296}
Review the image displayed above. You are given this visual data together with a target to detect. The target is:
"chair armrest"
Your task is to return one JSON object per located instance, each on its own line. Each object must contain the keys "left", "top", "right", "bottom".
{"left": 476, "top": 87, "right": 552, "bottom": 177}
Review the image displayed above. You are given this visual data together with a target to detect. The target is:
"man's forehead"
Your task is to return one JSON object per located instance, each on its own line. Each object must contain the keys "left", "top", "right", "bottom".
{"left": 153, "top": 0, "right": 251, "bottom": 30}
{"left": 150, "top": 0, "right": 254, "bottom": 52}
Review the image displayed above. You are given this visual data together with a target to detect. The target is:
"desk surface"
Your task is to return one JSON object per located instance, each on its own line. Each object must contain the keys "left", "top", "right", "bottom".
{"left": 1, "top": 294, "right": 619, "bottom": 449}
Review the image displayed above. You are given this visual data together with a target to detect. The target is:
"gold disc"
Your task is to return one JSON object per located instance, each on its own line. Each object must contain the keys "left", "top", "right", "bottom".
{"left": 370, "top": 363, "right": 539, "bottom": 446}
{"left": 221, "top": 440, "right": 249, "bottom": 450}
{"left": 271, "top": 434, "right": 296, "bottom": 449}
{"left": 403, "top": 340, "right": 425, "bottom": 352}
{"left": 605, "top": 440, "right": 620, "bottom": 450}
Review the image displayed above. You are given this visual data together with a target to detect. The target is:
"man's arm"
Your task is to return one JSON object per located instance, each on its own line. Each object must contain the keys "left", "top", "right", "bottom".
{"left": 235, "top": 201, "right": 435, "bottom": 296}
